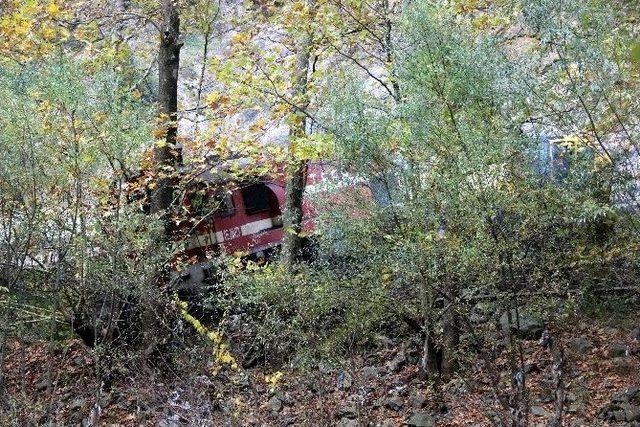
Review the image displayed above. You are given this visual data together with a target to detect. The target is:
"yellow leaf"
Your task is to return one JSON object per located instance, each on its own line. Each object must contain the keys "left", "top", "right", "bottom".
{"left": 46, "top": 2, "right": 61, "bottom": 18}
{"left": 231, "top": 31, "right": 250, "bottom": 45}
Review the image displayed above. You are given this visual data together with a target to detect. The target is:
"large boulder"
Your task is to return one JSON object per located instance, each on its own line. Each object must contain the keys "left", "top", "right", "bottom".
{"left": 267, "top": 396, "right": 282, "bottom": 413}
{"left": 408, "top": 412, "right": 435, "bottom": 427}
{"left": 385, "top": 395, "right": 404, "bottom": 411}
{"left": 606, "top": 342, "right": 628, "bottom": 358}
{"left": 410, "top": 393, "right": 427, "bottom": 409}
{"left": 336, "top": 403, "right": 358, "bottom": 419}
{"left": 361, "top": 366, "right": 379, "bottom": 380}
{"left": 599, "top": 386, "right": 640, "bottom": 422}
{"left": 387, "top": 351, "right": 406, "bottom": 372}
{"left": 338, "top": 418, "right": 360, "bottom": 427}
{"left": 499, "top": 310, "right": 544, "bottom": 339}
{"left": 530, "top": 406, "right": 552, "bottom": 418}
{"left": 613, "top": 386, "right": 640, "bottom": 405}
{"left": 570, "top": 337, "right": 594, "bottom": 355}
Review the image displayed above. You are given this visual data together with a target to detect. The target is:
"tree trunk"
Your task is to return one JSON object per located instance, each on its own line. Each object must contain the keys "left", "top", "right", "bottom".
{"left": 440, "top": 306, "right": 460, "bottom": 378}
{"left": 282, "top": 158, "right": 308, "bottom": 267}
{"left": 142, "top": 0, "right": 181, "bottom": 370}
{"left": 0, "top": 302, "right": 9, "bottom": 409}
{"left": 151, "top": 0, "right": 181, "bottom": 215}
{"left": 281, "top": 0, "right": 314, "bottom": 269}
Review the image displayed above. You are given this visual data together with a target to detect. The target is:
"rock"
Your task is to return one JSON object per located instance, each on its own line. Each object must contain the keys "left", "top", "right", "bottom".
{"left": 599, "top": 386, "right": 640, "bottom": 421}
{"left": 499, "top": 310, "right": 544, "bottom": 339}
{"left": 607, "top": 342, "right": 628, "bottom": 358}
{"left": 337, "top": 403, "right": 358, "bottom": 419}
{"left": 385, "top": 395, "right": 403, "bottom": 411}
{"left": 318, "top": 363, "right": 331, "bottom": 374}
{"left": 236, "top": 373, "right": 251, "bottom": 389}
{"left": 410, "top": 393, "right": 427, "bottom": 409}
{"left": 530, "top": 406, "right": 552, "bottom": 418}
{"left": 338, "top": 418, "right": 360, "bottom": 427}
{"left": 604, "top": 327, "right": 620, "bottom": 335}
{"left": 571, "top": 383, "right": 589, "bottom": 401}
{"left": 388, "top": 352, "right": 406, "bottom": 372}
{"left": 408, "top": 412, "right": 435, "bottom": 427}
{"left": 227, "top": 314, "right": 242, "bottom": 332}
{"left": 72, "top": 356, "right": 85, "bottom": 366}
{"left": 538, "top": 393, "right": 555, "bottom": 404}
{"left": 361, "top": 366, "right": 378, "bottom": 380}
{"left": 99, "top": 393, "right": 112, "bottom": 407}
{"left": 407, "top": 350, "right": 420, "bottom": 365}
{"left": 625, "top": 406, "right": 640, "bottom": 422}
{"left": 630, "top": 327, "right": 640, "bottom": 341}
{"left": 282, "top": 416, "right": 298, "bottom": 425}
{"left": 373, "top": 397, "right": 385, "bottom": 408}
{"left": 69, "top": 398, "right": 85, "bottom": 410}
{"left": 220, "top": 398, "right": 234, "bottom": 415}
{"left": 566, "top": 402, "right": 582, "bottom": 413}
{"left": 35, "top": 379, "right": 48, "bottom": 392}
{"left": 613, "top": 386, "right": 640, "bottom": 404}
{"left": 570, "top": 337, "right": 593, "bottom": 355}
{"left": 611, "top": 358, "right": 635, "bottom": 375}
{"left": 376, "top": 335, "right": 393, "bottom": 347}
{"left": 303, "top": 378, "right": 320, "bottom": 394}
{"left": 267, "top": 396, "right": 282, "bottom": 412}
{"left": 337, "top": 371, "right": 353, "bottom": 390}
{"left": 613, "top": 410, "right": 627, "bottom": 422}
{"left": 281, "top": 392, "right": 295, "bottom": 405}
{"left": 469, "top": 312, "right": 488, "bottom": 324}
{"left": 599, "top": 403, "right": 617, "bottom": 420}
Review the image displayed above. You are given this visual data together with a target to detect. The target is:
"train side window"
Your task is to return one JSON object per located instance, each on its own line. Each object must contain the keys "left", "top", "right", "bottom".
{"left": 213, "top": 192, "right": 235, "bottom": 217}
{"left": 189, "top": 189, "right": 234, "bottom": 218}
{"left": 241, "top": 184, "right": 270, "bottom": 215}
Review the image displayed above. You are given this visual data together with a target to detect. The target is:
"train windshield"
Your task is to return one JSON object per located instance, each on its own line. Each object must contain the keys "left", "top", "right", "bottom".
{"left": 241, "top": 184, "right": 271, "bottom": 215}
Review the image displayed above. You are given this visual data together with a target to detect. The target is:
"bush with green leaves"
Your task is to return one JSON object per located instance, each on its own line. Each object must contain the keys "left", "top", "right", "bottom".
{"left": 0, "top": 54, "right": 180, "bottom": 353}
{"left": 220, "top": 2, "right": 640, "bottom": 383}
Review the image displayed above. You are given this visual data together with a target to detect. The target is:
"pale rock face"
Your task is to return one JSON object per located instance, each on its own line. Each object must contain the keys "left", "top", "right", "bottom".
{"left": 176, "top": 1, "right": 296, "bottom": 149}
{"left": 113, "top": 0, "right": 397, "bottom": 159}
{"left": 260, "top": 122, "right": 290, "bottom": 146}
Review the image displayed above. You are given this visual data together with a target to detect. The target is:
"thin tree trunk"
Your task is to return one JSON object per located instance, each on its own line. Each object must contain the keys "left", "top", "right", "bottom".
{"left": 542, "top": 329, "right": 566, "bottom": 427}
{"left": 0, "top": 301, "right": 9, "bottom": 410}
{"left": 282, "top": 158, "right": 308, "bottom": 267}
{"left": 439, "top": 267, "right": 459, "bottom": 379}
{"left": 45, "top": 253, "right": 62, "bottom": 418}
{"left": 441, "top": 305, "right": 459, "bottom": 378}
{"left": 281, "top": 0, "right": 314, "bottom": 269}
{"left": 194, "top": 23, "right": 211, "bottom": 134}
{"left": 151, "top": 0, "right": 182, "bottom": 215}
{"left": 142, "top": 0, "right": 182, "bottom": 372}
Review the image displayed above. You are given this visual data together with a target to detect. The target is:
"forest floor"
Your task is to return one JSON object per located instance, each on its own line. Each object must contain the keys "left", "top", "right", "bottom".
{"left": 3, "top": 314, "right": 639, "bottom": 426}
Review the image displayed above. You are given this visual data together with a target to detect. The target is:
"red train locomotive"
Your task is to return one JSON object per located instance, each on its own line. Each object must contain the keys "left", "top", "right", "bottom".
{"left": 173, "top": 161, "right": 336, "bottom": 287}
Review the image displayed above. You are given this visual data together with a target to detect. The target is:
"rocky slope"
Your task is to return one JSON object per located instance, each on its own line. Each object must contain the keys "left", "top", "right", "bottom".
{"left": 4, "top": 315, "right": 639, "bottom": 426}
